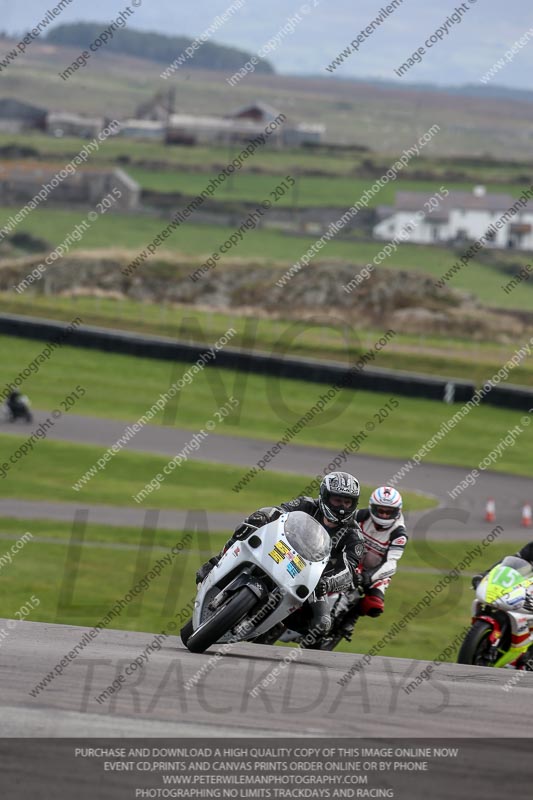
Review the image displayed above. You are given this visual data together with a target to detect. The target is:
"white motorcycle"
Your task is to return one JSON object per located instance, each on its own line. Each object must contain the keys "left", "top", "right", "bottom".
{"left": 181, "top": 510, "right": 331, "bottom": 654}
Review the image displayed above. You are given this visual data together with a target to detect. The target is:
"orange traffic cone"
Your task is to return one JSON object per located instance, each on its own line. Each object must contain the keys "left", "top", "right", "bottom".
{"left": 521, "top": 503, "right": 532, "bottom": 528}
{"left": 484, "top": 498, "right": 496, "bottom": 523}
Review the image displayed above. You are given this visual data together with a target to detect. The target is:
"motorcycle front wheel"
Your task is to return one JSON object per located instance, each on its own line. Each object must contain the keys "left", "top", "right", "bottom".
{"left": 457, "top": 620, "right": 497, "bottom": 666}
{"left": 180, "top": 619, "right": 194, "bottom": 647}
{"left": 185, "top": 586, "right": 258, "bottom": 654}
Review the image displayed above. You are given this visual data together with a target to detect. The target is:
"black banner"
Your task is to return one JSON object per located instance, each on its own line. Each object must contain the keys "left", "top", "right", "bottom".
{"left": 1, "top": 738, "right": 530, "bottom": 799}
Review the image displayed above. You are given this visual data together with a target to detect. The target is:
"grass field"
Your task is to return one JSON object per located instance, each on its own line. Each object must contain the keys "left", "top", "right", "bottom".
{"left": 0, "top": 515, "right": 520, "bottom": 660}
{"left": 3, "top": 207, "right": 533, "bottom": 311}
{"left": 0, "top": 336, "right": 531, "bottom": 477}
{"left": 1, "top": 293, "right": 532, "bottom": 387}
{"left": 0, "top": 131, "right": 372, "bottom": 174}
{"left": 127, "top": 166, "right": 531, "bottom": 208}
{"left": 0, "top": 435, "right": 435, "bottom": 513}
{"left": 2, "top": 130, "right": 533, "bottom": 183}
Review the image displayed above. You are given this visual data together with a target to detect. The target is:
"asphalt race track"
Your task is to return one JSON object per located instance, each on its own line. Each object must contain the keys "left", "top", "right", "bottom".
{"left": 1, "top": 411, "right": 531, "bottom": 540}
{"left": 1, "top": 411, "right": 532, "bottom": 740}
{"left": 3, "top": 619, "right": 533, "bottom": 738}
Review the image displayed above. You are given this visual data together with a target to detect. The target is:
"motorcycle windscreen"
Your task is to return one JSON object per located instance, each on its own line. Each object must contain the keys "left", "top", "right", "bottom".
{"left": 500, "top": 556, "right": 532, "bottom": 577}
{"left": 484, "top": 556, "right": 531, "bottom": 605}
{"left": 284, "top": 511, "right": 331, "bottom": 562}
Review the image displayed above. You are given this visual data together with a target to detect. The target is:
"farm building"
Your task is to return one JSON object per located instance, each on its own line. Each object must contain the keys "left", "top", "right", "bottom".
{"left": 46, "top": 112, "right": 105, "bottom": 139}
{"left": 228, "top": 102, "right": 324, "bottom": 145}
{"left": 228, "top": 101, "right": 281, "bottom": 124}
{"left": 164, "top": 102, "right": 324, "bottom": 147}
{"left": 0, "top": 98, "right": 47, "bottom": 133}
{"left": 117, "top": 119, "right": 166, "bottom": 141}
{"left": 374, "top": 187, "right": 533, "bottom": 250}
{"left": 127, "top": 94, "right": 324, "bottom": 147}
{"left": 0, "top": 162, "right": 140, "bottom": 210}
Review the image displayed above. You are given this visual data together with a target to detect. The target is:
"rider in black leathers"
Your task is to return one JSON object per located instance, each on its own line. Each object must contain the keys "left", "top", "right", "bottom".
{"left": 196, "top": 472, "right": 366, "bottom": 635}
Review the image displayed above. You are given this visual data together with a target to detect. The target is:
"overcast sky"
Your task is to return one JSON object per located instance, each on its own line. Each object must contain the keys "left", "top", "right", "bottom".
{"left": 3, "top": 0, "right": 533, "bottom": 90}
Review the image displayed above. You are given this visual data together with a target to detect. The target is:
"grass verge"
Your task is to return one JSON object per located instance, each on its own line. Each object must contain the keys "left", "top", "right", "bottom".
{"left": 0, "top": 294, "right": 531, "bottom": 387}
{"left": 0, "top": 336, "right": 530, "bottom": 477}
{"left": 0, "top": 435, "right": 436, "bottom": 512}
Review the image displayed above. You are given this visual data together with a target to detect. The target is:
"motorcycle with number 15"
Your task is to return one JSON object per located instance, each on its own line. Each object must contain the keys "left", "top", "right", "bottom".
{"left": 457, "top": 556, "right": 533, "bottom": 669}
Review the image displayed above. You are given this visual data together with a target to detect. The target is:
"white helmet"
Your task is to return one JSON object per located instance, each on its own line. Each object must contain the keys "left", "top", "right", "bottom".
{"left": 369, "top": 486, "right": 402, "bottom": 529}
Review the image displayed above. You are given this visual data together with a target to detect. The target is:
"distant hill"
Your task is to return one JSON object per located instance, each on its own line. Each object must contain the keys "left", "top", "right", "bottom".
{"left": 319, "top": 73, "right": 533, "bottom": 105}
{"left": 45, "top": 22, "right": 274, "bottom": 74}
{"left": 7, "top": 0, "right": 533, "bottom": 89}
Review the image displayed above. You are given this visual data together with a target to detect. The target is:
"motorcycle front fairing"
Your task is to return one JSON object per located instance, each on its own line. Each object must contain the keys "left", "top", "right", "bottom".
{"left": 472, "top": 559, "right": 533, "bottom": 666}
{"left": 192, "top": 511, "right": 331, "bottom": 642}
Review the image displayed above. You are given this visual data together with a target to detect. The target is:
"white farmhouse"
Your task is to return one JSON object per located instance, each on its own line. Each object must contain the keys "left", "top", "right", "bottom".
{"left": 374, "top": 186, "right": 533, "bottom": 250}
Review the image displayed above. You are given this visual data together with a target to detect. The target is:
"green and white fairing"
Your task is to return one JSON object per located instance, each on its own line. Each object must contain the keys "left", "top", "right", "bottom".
{"left": 474, "top": 556, "right": 533, "bottom": 667}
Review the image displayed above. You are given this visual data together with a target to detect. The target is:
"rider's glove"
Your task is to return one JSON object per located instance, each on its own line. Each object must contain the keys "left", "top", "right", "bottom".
{"left": 471, "top": 574, "right": 483, "bottom": 590}
{"left": 319, "top": 571, "right": 353, "bottom": 595}
{"left": 361, "top": 569, "right": 374, "bottom": 589}
{"left": 234, "top": 508, "right": 280, "bottom": 539}
{"left": 352, "top": 572, "right": 362, "bottom": 587}
{"left": 247, "top": 510, "right": 271, "bottom": 528}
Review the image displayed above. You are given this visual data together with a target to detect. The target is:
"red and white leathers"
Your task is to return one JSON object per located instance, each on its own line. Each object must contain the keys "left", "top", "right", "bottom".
{"left": 354, "top": 507, "right": 408, "bottom": 616}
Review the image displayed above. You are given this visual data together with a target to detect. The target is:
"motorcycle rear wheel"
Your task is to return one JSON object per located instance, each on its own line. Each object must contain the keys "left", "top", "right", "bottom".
{"left": 185, "top": 586, "right": 258, "bottom": 654}
{"left": 457, "top": 620, "right": 496, "bottom": 666}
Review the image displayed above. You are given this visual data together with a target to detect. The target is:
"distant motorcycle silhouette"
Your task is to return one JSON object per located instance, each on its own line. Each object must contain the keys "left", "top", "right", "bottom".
{"left": 2, "top": 391, "right": 33, "bottom": 424}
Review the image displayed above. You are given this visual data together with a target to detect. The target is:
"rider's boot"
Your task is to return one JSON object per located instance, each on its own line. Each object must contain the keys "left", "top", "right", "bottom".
{"left": 195, "top": 532, "right": 242, "bottom": 584}
{"left": 338, "top": 605, "right": 360, "bottom": 642}
{"left": 253, "top": 622, "right": 286, "bottom": 645}
{"left": 516, "top": 646, "right": 533, "bottom": 670}
{"left": 304, "top": 597, "right": 331, "bottom": 645}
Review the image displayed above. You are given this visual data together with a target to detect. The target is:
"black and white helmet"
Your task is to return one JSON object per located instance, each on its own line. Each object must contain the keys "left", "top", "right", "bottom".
{"left": 319, "top": 472, "right": 360, "bottom": 524}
